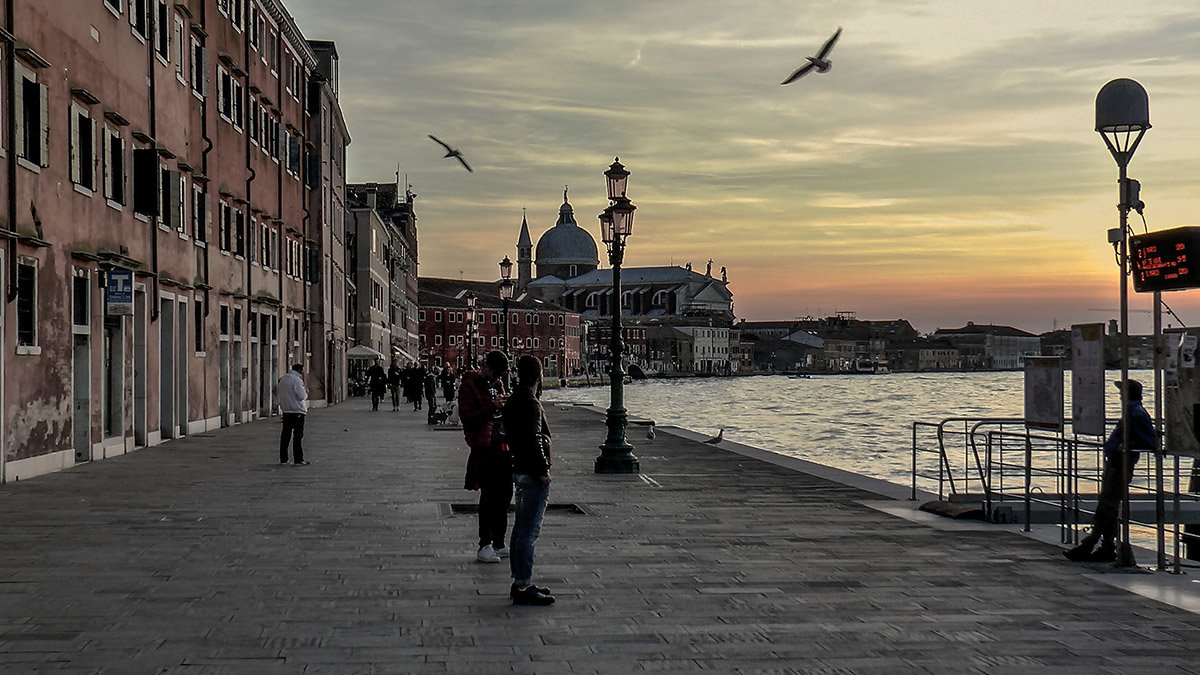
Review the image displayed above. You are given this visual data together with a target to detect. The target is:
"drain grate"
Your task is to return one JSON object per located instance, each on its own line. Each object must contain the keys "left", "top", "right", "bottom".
{"left": 442, "top": 502, "right": 593, "bottom": 516}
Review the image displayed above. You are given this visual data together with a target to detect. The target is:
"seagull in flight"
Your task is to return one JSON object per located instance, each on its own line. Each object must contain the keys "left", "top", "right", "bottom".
{"left": 428, "top": 135, "right": 473, "bottom": 172}
{"left": 781, "top": 27, "right": 842, "bottom": 85}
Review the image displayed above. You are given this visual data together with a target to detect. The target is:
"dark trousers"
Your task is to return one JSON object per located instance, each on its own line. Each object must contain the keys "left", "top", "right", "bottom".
{"left": 478, "top": 477, "right": 513, "bottom": 550}
{"left": 1087, "top": 455, "right": 1136, "bottom": 546}
{"left": 280, "top": 413, "right": 305, "bottom": 463}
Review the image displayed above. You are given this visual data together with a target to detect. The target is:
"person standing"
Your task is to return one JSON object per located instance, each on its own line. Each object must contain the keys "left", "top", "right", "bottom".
{"left": 441, "top": 366, "right": 456, "bottom": 402}
{"left": 424, "top": 370, "right": 438, "bottom": 424}
{"left": 505, "top": 355, "right": 553, "bottom": 605}
{"left": 459, "top": 350, "right": 511, "bottom": 564}
{"left": 387, "top": 360, "right": 402, "bottom": 411}
{"left": 366, "top": 359, "right": 387, "bottom": 412}
{"left": 276, "top": 363, "right": 310, "bottom": 466}
{"left": 1064, "top": 378, "right": 1156, "bottom": 563}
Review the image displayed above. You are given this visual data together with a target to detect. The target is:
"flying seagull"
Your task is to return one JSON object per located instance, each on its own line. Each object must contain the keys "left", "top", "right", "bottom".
{"left": 428, "top": 135, "right": 472, "bottom": 172}
{"left": 781, "top": 27, "right": 842, "bottom": 85}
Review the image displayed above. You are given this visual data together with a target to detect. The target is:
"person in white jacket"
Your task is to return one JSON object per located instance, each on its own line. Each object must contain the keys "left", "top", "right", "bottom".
{"left": 277, "top": 364, "right": 309, "bottom": 465}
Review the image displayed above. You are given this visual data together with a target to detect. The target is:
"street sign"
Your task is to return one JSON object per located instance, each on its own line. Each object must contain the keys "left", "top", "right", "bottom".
{"left": 105, "top": 269, "right": 133, "bottom": 316}
{"left": 1130, "top": 226, "right": 1200, "bottom": 292}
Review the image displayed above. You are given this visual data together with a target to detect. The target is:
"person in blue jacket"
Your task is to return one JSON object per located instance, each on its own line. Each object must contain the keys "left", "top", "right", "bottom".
{"left": 1064, "top": 379, "right": 1156, "bottom": 563}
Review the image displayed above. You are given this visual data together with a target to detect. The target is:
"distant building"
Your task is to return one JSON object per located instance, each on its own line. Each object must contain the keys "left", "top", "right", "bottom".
{"left": 887, "top": 338, "right": 961, "bottom": 371}
{"left": 933, "top": 323, "right": 1041, "bottom": 370}
{"left": 516, "top": 191, "right": 735, "bottom": 374}
{"left": 418, "top": 278, "right": 582, "bottom": 377}
{"left": 346, "top": 182, "right": 419, "bottom": 364}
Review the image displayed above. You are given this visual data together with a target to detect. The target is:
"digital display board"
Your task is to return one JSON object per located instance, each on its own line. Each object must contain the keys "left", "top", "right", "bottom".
{"left": 1130, "top": 226, "right": 1200, "bottom": 293}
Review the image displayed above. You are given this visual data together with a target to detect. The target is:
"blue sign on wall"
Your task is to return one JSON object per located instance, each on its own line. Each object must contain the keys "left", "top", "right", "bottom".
{"left": 106, "top": 269, "right": 133, "bottom": 316}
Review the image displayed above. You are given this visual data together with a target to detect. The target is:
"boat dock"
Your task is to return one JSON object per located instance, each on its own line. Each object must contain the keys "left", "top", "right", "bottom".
{"left": 3, "top": 400, "right": 1200, "bottom": 672}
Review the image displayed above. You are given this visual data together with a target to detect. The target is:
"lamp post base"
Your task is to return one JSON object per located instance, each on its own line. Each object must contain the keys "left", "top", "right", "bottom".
{"left": 595, "top": 445, "right": 639, "bottom": 474}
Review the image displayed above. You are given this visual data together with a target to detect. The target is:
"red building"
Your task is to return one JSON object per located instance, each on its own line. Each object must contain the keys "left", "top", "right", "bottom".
{"left": 1, "top": 0, "right": 348, "bottom": 481}
{"left": 418, "top": 277, "right": 581, "bottom": 377}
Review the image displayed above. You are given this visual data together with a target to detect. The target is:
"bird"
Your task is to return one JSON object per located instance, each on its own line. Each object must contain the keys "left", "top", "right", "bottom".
{"left": 781, "top": 27, "right": 842, "bottom": 85}
{"left": 646, "top": 424, "right": 656, "bottom": 440}
{"left": 703, "top": 428, "right": 724, "bottom": 444}
{"left": 428, "top": 135, "right": 472, "bottom": 172}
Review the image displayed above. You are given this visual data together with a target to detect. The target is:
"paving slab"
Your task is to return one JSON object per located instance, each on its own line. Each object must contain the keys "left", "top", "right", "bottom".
{"left": 2, "top": 398, "right": 1200, "bottom": 672}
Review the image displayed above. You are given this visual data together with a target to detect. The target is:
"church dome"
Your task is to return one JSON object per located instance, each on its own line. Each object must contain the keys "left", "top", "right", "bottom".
{"left": 535, "top": 191, "right": 599, "bottom": 268}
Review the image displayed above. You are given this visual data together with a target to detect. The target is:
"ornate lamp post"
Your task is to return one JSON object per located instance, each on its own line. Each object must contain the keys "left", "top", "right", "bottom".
{"left": 465, "top": 291, "right": 477, "bottom": 370}
{"left": 499, "top": 256, "right": 515, "bottom": 357}
{"left": 1095, "top": 78, "right": 1150, "bottom": 568}
{"left": 595, "top": 158, "right": 639, "bottom": 474}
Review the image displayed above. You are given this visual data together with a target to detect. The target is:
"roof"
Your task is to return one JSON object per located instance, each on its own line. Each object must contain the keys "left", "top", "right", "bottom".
{"left": 418, "top": 277, "right": 571, "bottom": 313}
{"left": 561, "top": 265, "right": 720, "bottom": 286}
{"left": 934, "top": 323, "right": 1037, "bottom": 338}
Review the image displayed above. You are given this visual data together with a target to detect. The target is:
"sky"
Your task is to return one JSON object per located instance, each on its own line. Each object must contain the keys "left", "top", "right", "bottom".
{"left": 283, "top": 0, "right": 1200, "bottom": 335}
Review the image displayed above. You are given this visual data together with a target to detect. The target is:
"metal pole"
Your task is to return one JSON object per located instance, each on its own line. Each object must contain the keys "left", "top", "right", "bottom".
{"left": 595, "top": 236, "right": 638, "bottom": 473}
{"left": 1117, "top": 162, "right": 1136, "bottom": 568}
{"left": 503, "top": 298, "right": 509, "bottom": 358}
{"left": 1154, "top": 291, "right": 1165, "bottom": 570}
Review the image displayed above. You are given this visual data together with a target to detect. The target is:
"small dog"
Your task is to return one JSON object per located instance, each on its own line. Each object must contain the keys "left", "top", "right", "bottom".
{"left": 429, "top": 402, "right": 455, "bottom": 425}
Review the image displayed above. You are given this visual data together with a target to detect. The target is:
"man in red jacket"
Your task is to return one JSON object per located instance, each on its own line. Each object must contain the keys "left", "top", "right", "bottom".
{"left": 458, "top": 350, "right": 511, "bottom": 563}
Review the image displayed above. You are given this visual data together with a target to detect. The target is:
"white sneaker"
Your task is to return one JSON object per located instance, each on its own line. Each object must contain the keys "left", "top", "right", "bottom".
{"left": 493, "top": 546, "right": 509, "bottom": 558}
{"left": 476, "top": 545, "right": 501, "bottom": 563}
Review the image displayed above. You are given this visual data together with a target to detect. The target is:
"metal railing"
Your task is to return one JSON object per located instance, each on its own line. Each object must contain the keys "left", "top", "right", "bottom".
{"left": 912, "top": 415, "right": 1200, "bottom": 571}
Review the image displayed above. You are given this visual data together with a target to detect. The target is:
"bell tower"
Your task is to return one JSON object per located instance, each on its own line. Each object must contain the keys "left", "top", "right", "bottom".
{"left": 517, "top": 208, "right": 533, "bottom": 290}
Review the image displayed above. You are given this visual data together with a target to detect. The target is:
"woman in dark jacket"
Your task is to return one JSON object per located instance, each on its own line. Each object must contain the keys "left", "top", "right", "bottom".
{"left": 503, "top": 355, "right": 554, "bottom": 605}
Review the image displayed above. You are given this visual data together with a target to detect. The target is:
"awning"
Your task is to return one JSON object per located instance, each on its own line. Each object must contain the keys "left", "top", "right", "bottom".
{"left": 346, "top": 345, "right": 384, "bottom": 360}
{"left": 391, "top": 345, "right": 418, "bottom": 363}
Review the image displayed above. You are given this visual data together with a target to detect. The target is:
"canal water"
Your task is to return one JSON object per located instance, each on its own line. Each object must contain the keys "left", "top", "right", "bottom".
{"left": 543, "top": 370, "right": 1158, "bottom": 488}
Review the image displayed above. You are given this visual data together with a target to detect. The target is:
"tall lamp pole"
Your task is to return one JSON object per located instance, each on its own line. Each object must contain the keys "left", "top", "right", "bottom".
{"left": 465, "top": 291, "right": 477, "bottom": 371}
{"left": 595, "top": 158, "right": 639, "bottom": 474}
{"left": 1095, "top": 78, "right": 1150, "bottom": 568}
{"left": 499, "top": 256, "right": 515, "bottom": 358}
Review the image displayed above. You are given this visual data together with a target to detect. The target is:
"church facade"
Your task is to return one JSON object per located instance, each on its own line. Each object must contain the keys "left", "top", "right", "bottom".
{"left": 518, "top": 191, "right": 736, "bottom": 374}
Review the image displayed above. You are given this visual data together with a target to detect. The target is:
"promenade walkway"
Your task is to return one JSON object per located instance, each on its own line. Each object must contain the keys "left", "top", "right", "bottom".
{"left": 2, "top": 398, "right": 1200, "bottom": 673}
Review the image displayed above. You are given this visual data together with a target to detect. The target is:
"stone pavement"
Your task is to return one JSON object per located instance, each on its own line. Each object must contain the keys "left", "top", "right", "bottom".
{"left": 3, "top": 397, "right": 1200, "bottom": 674}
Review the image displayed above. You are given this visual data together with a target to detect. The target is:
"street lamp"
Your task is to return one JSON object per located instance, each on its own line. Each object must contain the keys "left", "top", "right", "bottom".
{"left": 465, "top": 291, "right": 477, "bottom": 371}
{"left": 595, "top": 158, "right": 639, "bottom": 474}
{"left": 1096, "top": 78, "right": 1150, "bottom": 569}
{"left": 499, "top": 256, "right": 515, "bottom": 358}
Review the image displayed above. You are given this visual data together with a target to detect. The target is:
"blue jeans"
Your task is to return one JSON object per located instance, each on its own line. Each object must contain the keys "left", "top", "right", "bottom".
{"left": 510, "top": 474, "right": 549, "bottom": 586}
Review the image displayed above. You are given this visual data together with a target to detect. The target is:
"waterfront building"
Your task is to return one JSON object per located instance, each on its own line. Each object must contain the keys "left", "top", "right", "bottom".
{"left": 1, "top": 1, "right": 348, "bottom": 482}
{"left": 519, "top": 191, "right": 735, "bottom": 374}
{"left": 346, "top": 182, "right": 419, "bottom": 366}
{"left": 417, "top": 277, "right": 582, "bottom": 377}
{"left": 886, "top": 338, "right": 962, "bottom": 371}
{"left": 933, "top": 323, "right": 1041, "bottom": 370}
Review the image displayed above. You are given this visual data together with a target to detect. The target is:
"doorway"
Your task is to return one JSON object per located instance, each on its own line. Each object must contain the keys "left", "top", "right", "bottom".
{"left": 159, "top": 297, "right": 175, "bottom": 438}
{"left": 73, "top": 334, "right": 90, "bottom": 462}
{"left": 134, "top": 289, "right": 147, "bottom": 446}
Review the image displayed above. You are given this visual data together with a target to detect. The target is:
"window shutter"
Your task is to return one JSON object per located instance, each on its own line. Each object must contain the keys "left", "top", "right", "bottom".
{"left": 102, "top": 130, "right": 112, "bottom": 198}
{"left": 69, "top": 108, "right": 80, "bottom": 183}
{"left": 38, "top": 84, "right": 49, "bottom": 166}
{"left": 200, "top": 47, "right": 209, "bottom": 96}
{"left": 132, "top": 148, "right": 160, "bottom": 216}
{"left": 14, "top": 77, "right": 24, "bottom": 159}
{"left": 166, "top": 169, "right": 181, "bottom": 228}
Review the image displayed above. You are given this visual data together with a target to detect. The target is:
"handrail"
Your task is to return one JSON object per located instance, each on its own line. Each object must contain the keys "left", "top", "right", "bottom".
{"left": 910, "top": 417, "right": 1024, "bottom": 500}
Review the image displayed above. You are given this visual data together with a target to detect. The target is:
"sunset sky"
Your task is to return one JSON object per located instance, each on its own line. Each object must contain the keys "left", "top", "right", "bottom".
{"left": 285, "top": 0, "right": 1200, "bottom": 334}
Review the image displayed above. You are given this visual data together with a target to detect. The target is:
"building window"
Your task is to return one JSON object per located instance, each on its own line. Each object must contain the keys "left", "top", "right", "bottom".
{"left": 16, "top": 258, "right": 37, "bottom": 346}
{"left": 434, "top": 311, "right": 442, "bottom": 322}
{"left": 102, "top": 126, "right": 126, "bottom": 204}
{"left": 189, "top": 36, "right": 205, "bottom": 96}
{"left": 155, "top": 1, "right": 169, "bottom": 60}
{"left": 434, "top": 335, "right": 442, "bottom": 346}
{"left": 68, "top": 103, "right": 97, "bottom": 191}
{"left": 17, "top": 72, "right": 48, "bottom": 167}
{"left": 234, "top": 207, "right": 245, "bottom": 256}
{"left": 191, "top": 183, "right": 205, "bottom": 241}
{"left": 247, "top": 2, "right": 260, "bottom": 51}
{"left": 175, "top": 173, "right": 187, "bottom": 235}
{"left": 230, "top": 0, "right": 244, "bottom": 31}
{"left": 173, "top": 14, "right": 186, "bottom": 80}
{"left": 194, "top": 297, "right": 205, "bottom": 352}
{"left": 105, "top": 0, "right": 123, "bottom": 16}
{"left": 158, "top": 167, "right": 180, "bottom": 230}
{"left": 218, "top": 201, "right": 232, "bottom": 251}
{"left": 217, "top": 67, "right": 231, "bottom": 120}
{"left": 418, "top": 310, "right": 426, "bottom": 321}
{"left": 73, "top": 272, "right": 89, "bottom": 327}
{"left": 130, "top": 0, "right": 148, "bottom": 39}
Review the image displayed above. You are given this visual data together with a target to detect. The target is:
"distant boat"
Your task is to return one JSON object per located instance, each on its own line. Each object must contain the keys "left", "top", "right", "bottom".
{"left": 788, "top": 374, "right": 811, "bottom": 379}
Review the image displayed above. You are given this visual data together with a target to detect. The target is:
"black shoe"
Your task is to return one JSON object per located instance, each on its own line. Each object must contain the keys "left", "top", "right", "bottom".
{"left": 294, "top": 460, "right": 310, "bottom": 466}
{"left": 1087, "top": 544, "right": 1116, "bottom": 563}
{"left": 280, "top": 460, "right": 289, "bottom": 465}
{"left": 511, "top": 583, "right": 554, "bottom": 606}
{"left": 1063, "top": 542, "right": 1094, "bottom": 562}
